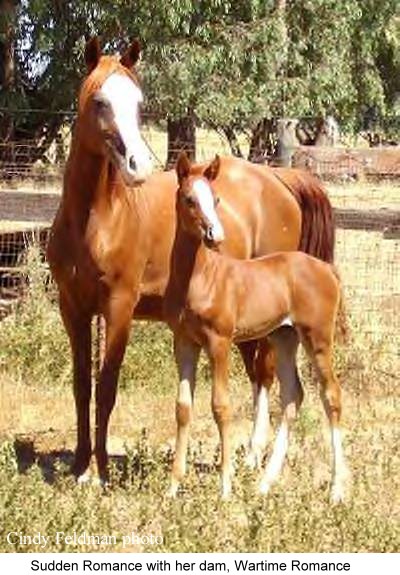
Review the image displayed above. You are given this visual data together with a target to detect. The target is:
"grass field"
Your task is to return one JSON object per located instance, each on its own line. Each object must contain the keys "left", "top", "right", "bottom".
{"left": 0, "top": 178, "right": 399, "bottom": 553}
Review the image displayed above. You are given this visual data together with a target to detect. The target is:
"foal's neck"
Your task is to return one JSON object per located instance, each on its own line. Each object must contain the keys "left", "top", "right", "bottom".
{"left": 169, "top": 223, "right": 214, "bottom": 301}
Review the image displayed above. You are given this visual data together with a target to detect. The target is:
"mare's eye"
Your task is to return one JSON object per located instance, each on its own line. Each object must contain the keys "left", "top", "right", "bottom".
{"left": 215, "top": 197, "right": 220, "bottom": 206}
{"left": 185, "top": 196, "right": 196, "bottom": 208}
{"left": 93, "top": 96, "right": 109, "bottom": 112}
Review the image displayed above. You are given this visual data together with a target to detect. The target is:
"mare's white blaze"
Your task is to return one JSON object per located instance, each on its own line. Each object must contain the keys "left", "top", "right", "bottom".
{"left": 100, "top": 73, "right": 152, "bottom": 179}
{"left": 192, "top": 179, "right": 225, "bottom": 242}
{"left": 259, "top": 421, "right": 289, "bottom": 494}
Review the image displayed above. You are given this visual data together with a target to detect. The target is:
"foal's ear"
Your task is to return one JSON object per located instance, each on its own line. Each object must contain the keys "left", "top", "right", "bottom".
{"left": 120, "top": 39, "right": 141, "bottom": 68}
{"left": 176, "top": 152, "right": 191, "bottom": 183}
{"left": 85, "top": 37, "right": 102, "bottom": 73}
{"left": 203, "top": 155, "right": 221, "bottom": 182}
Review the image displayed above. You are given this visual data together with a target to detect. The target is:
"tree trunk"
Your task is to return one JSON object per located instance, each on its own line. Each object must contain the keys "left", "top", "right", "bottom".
{"left": 248, "top": 118, "right": 277, "bottom": 163}
{"left": 0, "top": 0, "right": 17, "bottom": 148}
{"left": 222, "top": 126, "right": 244, "bottom": 158}
{"left": 166, "top": 116, "right": 196, "bottom": 169}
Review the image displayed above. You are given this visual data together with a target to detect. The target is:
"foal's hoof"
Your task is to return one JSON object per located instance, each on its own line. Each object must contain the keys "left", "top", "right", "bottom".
{"left": 166, "top": 480, "right": 179, "bottom": 499}
{"left": 259, "top": 478, "right": 272, "bottom": 496}
{"left": 330, "top": 483, "right": 346, "bottom": 505}
{"left": 245, "top": 450, "right": 262, "bottom": 470}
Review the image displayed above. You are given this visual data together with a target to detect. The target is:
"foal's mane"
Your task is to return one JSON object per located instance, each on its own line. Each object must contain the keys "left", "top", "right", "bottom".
{"left": 78, "top": 55, "right": 140, "bottom": 113}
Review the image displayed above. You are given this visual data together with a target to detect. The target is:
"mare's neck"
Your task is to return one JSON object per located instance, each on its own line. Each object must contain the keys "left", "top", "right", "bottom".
{"left": 64, "top": 124, "right": 122, "bottom": 216}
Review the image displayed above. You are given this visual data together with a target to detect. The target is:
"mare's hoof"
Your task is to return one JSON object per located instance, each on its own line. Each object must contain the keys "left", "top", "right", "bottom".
{"left": 77, "top": 471, "right": 92, "bottom": 485}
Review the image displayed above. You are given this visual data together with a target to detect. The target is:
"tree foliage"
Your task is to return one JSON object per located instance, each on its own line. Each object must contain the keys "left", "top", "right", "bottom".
{"left": 0, "top": 0, "right": 399, "bottom": 161}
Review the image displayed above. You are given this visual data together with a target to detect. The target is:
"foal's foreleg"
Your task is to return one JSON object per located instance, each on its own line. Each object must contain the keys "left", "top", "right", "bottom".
{"left": 208, "top": 336, "right": 232, "bottom": 499}
{"left": 247, "top": 339, "right": 276, "bottom": 469}
{"left": 169, "top": 335, "right": 200, "bottom": 497}
{"left": 260, "top": 327, "right": 303, "bottom": 495}
{"left": 310, "top": 336, "right": 347, "bottom": 503}
{"left": 95, "top": 291, "right": 136, "bottom": 484}
{"left": 59, "top": 295, "right": 92, "bottom": 481}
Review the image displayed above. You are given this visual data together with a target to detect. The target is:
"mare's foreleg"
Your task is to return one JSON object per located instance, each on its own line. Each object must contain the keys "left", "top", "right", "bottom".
{"left": 94, "top": 290, "right": 136, "bottom": 484}
{"left": 59, "top": 295, "right": 92, "bottom": 481}
{"left": 246, "top": 339, "right": 276, "bottom": 469}
{"left": 169, "top": 335, "right": 200, "bottom": 497}
{"left": 208, "top": 336, "right": 233, "bottom": 499}
{"left": 260, "top": 327, "right": 303, "bottom": 495}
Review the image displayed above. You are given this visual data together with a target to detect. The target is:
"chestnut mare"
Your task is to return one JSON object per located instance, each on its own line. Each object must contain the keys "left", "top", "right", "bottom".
{"left": 165, "top": 153, "right": 347, "bottom": 502}
{"left": 47, "top": 38, "right": 335, "bottom": 485}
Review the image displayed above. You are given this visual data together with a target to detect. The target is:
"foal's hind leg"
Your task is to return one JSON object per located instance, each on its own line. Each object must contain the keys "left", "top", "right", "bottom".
{"left": 246, "top": 339, "right": 276, "bottom": 469}
{"left": 169, "top": 335, "right": 200, "bottom": 497}
{"left": 259, "top": 327, "right": 303, "bottom": 495}
{"left": 305, "top": 331, "right": 347, "bottom": 503}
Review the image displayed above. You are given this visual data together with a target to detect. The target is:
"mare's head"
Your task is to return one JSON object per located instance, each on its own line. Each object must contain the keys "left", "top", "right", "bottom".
{"left": 175, "top": 152, "right": 225, "bottom": 248}
{"left": 77, "top": 37, "right": 152, "bottom": 183}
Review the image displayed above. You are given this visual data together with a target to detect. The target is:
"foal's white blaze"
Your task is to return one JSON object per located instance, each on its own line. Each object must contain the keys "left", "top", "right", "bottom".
{"left": 100, "top": 73, "right": 152, "bottom": 180}
{"left": 192, "top": 179, "right": 225, "bottom": 242}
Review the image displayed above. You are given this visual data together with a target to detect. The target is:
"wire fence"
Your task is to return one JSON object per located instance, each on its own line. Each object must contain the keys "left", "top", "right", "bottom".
{"left": 0, "top": 122, "right": 399, "bottom": 386}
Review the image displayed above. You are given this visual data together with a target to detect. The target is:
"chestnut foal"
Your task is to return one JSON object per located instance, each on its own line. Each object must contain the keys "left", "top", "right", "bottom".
{"left": 164, "top": 153, "right": 347, "bottom": 502}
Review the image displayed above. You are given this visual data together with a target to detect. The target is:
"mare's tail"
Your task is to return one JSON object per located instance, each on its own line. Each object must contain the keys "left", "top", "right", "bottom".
{"left": 273, "top": 167, "right": 348, "bottom": 341}
{"left": 272, "top": 167, "right": 335, "bottom": 263}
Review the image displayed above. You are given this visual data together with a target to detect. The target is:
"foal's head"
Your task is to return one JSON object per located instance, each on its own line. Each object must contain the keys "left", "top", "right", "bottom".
{"left": 176, "top": 152, "right": 225, "bottom": 247}
{"left": 77, "top": 37, "right": 152, "bottom": 183}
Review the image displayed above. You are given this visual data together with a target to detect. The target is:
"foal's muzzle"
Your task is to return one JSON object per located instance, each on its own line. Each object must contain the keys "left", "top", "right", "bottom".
{"left": 204, "top": 223, "right": 225, "bottom": 247}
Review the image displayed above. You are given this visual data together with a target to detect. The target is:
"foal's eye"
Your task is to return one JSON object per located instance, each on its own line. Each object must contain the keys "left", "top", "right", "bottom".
{"left": 215, "top": 197, "right": 220, "bottom": 206}
{"left": 185, "top": 196, "right": 196, "bottom": 208}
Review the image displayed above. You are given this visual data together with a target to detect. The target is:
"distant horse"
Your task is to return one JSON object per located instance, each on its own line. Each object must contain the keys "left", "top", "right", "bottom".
{"left": 47, "top": 37, "right": 335, "bottom": 484}
{"left": 165, "top": 152, "right": 347, "bottom": 502}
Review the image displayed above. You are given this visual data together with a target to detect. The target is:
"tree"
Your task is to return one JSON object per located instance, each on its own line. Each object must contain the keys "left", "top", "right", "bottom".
{"left": 2, "top": 0, "right": 399, "bottom": 168}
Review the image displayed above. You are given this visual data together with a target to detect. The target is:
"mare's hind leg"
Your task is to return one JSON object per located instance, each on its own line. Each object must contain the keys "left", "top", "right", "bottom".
{"left": 237, "top": 340, "right": 259, "bottom": 408}
{"left": 246, "top": 339, "right": 276, "bottom": 469}
{"left": 259, "top": 327, "right": 303, "bottom": 495}
{"left": 169, "top": 335, "right": 201, "bottom": 497}
{"left": 303, "top": 330, "right": 347, "bottom": 503}
{"left": 59, "top": 295, "right": 92, "bottom": 481}
{"left": 94, "top": 290, "right": 136, "bottom": 484}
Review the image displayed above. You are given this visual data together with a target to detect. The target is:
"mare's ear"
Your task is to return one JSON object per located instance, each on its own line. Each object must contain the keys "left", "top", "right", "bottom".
{"left": 176, "top": 152, "right": 191, "bottom": 184}
{"left": 203, "top": 155, "right": 221, "bottom": 182}
{"left": 85, "top": 37, "right": 101, "bottom": 73}
{"left": 120, "top": 39, "right": 141, "bottom": 68}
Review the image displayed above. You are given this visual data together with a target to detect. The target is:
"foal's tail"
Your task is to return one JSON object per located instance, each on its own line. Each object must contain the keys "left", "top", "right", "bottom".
{"left": 332, "top": 266, "right": 349, "bottom": 345}
{"left": 272, "top": 168, "right": 335, "bottom": 263}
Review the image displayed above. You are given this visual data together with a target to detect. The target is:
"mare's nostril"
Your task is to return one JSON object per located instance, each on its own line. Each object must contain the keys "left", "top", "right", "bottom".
{"left": 129, "top": 156, "right": 137, "bottom": 172}
{"left": 114, "top": 133, "right": 126, "bottom": 157}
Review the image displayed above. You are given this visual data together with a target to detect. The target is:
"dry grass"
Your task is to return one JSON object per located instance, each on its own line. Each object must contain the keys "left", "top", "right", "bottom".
{"left": 0, "top": 222, "right": 400, "bottom": 552}
{"left": 0, "top": 177, "right": 398, "bottom": 552}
